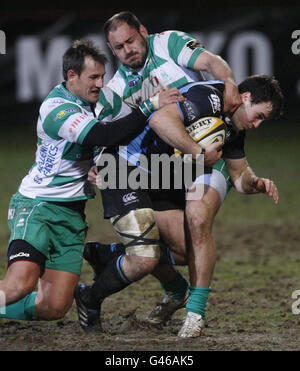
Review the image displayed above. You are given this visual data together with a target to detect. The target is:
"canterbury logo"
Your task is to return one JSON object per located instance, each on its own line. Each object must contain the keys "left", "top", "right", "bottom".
{"left": 9, "top": 252, "right": 30, "bottom": 260}
{"left": 208, "top": 93, "right": 221, "bottom": 114}
{"left": 122, "top": 192, "right": 137, "bottom": 203}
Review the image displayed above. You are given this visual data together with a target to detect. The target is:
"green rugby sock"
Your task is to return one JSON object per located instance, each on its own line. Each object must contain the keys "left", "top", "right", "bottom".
{"left": 0, "top": 291, "right": 37, "bottom": 320}
{"left": 186, "top": 286, "right": 211, "bottom": 319}
{"left": 161, "top": 270, "right": 189, "bottom": 300}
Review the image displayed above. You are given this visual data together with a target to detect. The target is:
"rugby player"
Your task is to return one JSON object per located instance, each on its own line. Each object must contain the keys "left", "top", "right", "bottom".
{"left": 0, "top": 39, "right": 162, "bottom": 322}
{"left": 74, "top": 10, "right": 241, "bottom": 332}
{"left": 77, "top": 74, "right": 283, "bottom": 337}
{"left": 74, "top": 12, "right": 282, "bottom": 337}
{"left": 75, "top": 11, "right": 240, "bottom": 332}
{"left": 148, "top": 75, "right": 283, "bottom": 337}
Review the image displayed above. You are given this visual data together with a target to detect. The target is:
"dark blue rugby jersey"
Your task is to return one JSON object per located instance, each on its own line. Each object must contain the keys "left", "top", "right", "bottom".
{"left": 114, "top": 80, "right": 246, "bottom": 170}
{"left": 177, "top": 80, "right": 246, "bottom": 159}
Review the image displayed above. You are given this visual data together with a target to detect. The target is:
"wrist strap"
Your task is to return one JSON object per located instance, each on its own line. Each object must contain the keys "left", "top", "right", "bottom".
{"left": 139, "top": 98, "right": 155, "bottom": 117}
{"left": 149, "top": 93, "right": 160, "bottom": 110}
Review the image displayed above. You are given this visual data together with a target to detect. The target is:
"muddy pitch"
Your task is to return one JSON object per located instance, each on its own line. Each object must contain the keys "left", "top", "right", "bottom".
{"left": 1, "top": 224, "right": 300, "bottom": 352}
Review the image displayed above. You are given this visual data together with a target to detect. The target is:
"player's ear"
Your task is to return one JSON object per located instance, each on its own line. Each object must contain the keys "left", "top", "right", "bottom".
{"left": 139, "top": 25, "right": 148, "bottom": 38}
{"left": 241, "top": 92, "right": 251, "bottom": 103}
{"left": 67, "top": 69, "right": 77, "bottom": 81}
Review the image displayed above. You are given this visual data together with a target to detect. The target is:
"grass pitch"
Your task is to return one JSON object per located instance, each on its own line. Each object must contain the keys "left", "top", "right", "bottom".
{"left": 0, "top": 120, "right": 299, "bottom": 351}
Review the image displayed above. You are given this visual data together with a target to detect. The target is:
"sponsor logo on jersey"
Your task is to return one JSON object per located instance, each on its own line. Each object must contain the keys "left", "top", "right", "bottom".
{"left": 55, "top": 108, "right": 79, "bottom": 121}
{"left": 122, "top": 192, "right": 138, "bottom": 204}
{"left": 37, "top": 143, "right": 59, "bottom": 176}
{"left": 187, "top": 40, "right": 202, "bottom": 50}
{"left": 128, "top": 75, "right": 142, "bottom": 87}
{"left": 208, "top": 94, "right": 221, "bottom": 114}
{"left": 56, "top": 110, "right": 66, "bottom": 119}
{"left": 9, "top": 252, "right": 30, "bottom": 261}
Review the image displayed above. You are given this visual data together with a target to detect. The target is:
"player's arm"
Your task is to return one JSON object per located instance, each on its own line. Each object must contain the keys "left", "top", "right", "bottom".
{"left": 84, "top": 86, "right": 183, "bottom": 148}
{"left": 225, "top": 157, "right": 279, "bottom": 204}
{"left": 82, "top": 108, "right": 147, "bottom": 147}
{"left": 149, "top": 103, "right": 223, "bottom": 166}
{"left": 84, "top": 89, "right": 184, "bottom": 147}
{"left": 193, "top": 51, "right": 241, "bottom": 114}
{"left": 162, "top": 31, "right": 241, "bottom": 113}
{"left": 47, "top": 99, "right": 148, "bottom": 147}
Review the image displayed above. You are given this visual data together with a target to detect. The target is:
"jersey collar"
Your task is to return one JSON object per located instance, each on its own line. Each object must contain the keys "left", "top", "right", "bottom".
{"left": 59, "top": 82, "right": 91, "bottom": 108}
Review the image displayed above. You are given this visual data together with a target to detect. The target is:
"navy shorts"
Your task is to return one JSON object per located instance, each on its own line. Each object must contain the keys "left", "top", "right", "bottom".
{"left": 98, "top": 154, "right": 185, "bottom": 218}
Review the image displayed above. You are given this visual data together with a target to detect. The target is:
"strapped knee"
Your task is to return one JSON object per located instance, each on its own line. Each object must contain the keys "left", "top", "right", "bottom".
{"left": 110, "top": 208, "right": 160, "bottom": 259}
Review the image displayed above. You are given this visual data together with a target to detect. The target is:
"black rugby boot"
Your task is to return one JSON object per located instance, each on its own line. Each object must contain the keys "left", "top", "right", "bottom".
{"left": 74, "top": 284, "right": 102, "bottom": 333}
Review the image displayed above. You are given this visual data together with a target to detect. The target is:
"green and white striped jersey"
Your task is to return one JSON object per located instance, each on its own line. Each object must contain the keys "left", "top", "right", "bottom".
{"left": 107, "top": 30, "right": 205, "bottom": 107}
{"left": 19, "top": 82, "right": 130, "bottom": 202}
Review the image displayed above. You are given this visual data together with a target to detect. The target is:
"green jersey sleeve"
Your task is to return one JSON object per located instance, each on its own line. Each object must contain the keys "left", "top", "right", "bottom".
{"left": 166, "top": 30, "right": 205, "bottom": 69}
{"left": 42, "top": 102, "right": 97, "bottom": 144}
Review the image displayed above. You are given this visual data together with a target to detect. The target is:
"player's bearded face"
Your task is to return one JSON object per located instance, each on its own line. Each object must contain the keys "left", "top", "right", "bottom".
{"left": 124, "top": 34, "right": 148, "bottom": 69}
{"left": 108, "top": 23, "right": 148, "bottom": 70}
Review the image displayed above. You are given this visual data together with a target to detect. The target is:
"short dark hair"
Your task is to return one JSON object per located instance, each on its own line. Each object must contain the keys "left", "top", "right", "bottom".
{"left": 103, "top": 11, "right": 142, "bottom": 40}
{"left": 62, "top": 39, "right": 107, "bottom": 80}
{"left": 238, "top": 75, "right": 284, "bottom": 120}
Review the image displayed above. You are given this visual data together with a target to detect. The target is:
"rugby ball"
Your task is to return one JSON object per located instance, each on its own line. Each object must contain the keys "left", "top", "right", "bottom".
{"left": 174, "top": 116, "right": 227, "bottom": 156}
